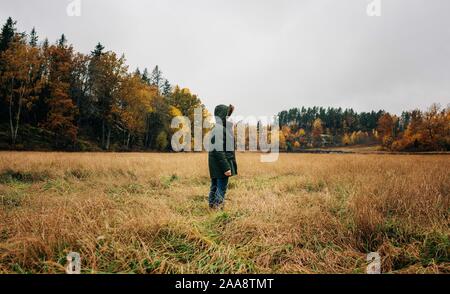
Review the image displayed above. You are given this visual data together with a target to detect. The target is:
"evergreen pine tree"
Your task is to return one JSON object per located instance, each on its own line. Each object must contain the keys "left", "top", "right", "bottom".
{"left": 91, "top": 42, "right": 105, "bottom": 57}
{"left": 162, "top": 79, "right": 172, "bottom": 96}
{"left": 134, "top": 67, "right": 141, "bottom": 77}
{"left": 42, "top": 38, "right": 49, "bottom": 51}
{"left": 150, "top": 65, "right": 163, "bottom": 89}
{"left": 0, "top": 17, "right": 16, "bottom": 52}
{"left": 29, "top": 27, "right": 38, "bottom": 47}
{"left": 58, "top": 34, "right": 67, "bottom": 47}
{"left": 142, "top": 68, "right": 150, "bottom": 84}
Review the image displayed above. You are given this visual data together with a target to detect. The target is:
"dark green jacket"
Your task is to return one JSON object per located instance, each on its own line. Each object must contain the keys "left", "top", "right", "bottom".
{"left": 208, "top": 105, "right": 238, "bottom": 179}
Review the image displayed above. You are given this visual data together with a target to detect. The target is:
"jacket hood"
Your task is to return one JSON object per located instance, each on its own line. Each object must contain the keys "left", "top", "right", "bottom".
{"left": 214, "top": 104, "right": 230, "bottom": 123}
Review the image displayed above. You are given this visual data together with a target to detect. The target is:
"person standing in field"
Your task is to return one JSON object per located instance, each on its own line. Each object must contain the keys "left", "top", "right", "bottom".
{"left": 208, "top": 104, "right": 237, "bottom": 210}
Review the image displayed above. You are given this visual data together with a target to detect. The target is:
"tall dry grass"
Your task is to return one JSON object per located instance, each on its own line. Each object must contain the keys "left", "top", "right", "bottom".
{"left": 0, "top": 152, "right": 448, "bottom": 273}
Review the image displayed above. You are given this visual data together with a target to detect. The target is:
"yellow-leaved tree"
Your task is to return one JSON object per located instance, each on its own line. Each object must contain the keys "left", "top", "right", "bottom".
{"left": 113, "top": 74, "right": 156, "bottom": 149}
{"left": 312, "top": 118, "right": 323, "bottom": 147}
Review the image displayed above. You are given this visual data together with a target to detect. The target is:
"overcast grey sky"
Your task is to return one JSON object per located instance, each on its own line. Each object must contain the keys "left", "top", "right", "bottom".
{"left": 1, "top": 0, "right": 449, "bottom": 117}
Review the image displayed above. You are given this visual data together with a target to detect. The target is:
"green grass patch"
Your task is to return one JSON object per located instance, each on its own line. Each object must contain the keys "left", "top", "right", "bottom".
{"left": 421, "top": 231, "right": 450, "bottom": 265}
{"left": 64, "top": 168, "right": 91, "bottom": 180}
{"left": 161, "top": 174, "right": 179, "bottom": 188}
{"left": 1, "top": 190, "right": 25, "bottom": 208}
{"left": 42, "top": 178, "right": 73, "bottom": 194}
{"left": 0, "top": 169, "right": 50, "bottom": 184}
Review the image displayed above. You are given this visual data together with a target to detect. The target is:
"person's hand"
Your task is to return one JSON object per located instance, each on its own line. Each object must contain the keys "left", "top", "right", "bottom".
{"left": 224, "top": 170, "right": 232, "bottom": 177}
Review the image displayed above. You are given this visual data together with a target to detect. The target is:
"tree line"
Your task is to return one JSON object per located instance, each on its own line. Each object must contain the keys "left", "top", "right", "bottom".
{"left": 277, "top": 104, "right": 450, "bottom": 151}
{"left": 0, "top": 17, "right": 206, "bottom": 151}
{"left": 1, "top": 17, "right": 448, "bottom": 152}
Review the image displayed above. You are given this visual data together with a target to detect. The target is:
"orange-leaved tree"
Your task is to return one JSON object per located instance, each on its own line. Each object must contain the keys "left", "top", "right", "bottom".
{"left": 41, "top": 35, "right": 78, "bottom": 148}
{"left": 377, "top": 113, "right": 397, "bottom": 148}
{"left": 0, "top": 34, "right": 43, "bottom": 146}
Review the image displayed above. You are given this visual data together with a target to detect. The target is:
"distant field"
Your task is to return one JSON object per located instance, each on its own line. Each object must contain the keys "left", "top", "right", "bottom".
{"left": 0, "top": 152, "right": 448, "bottom": 273}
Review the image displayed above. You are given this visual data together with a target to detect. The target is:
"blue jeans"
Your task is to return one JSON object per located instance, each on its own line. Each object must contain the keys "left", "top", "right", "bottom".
{"left": 208, "top": 177, "right": 229, "bottom": 207}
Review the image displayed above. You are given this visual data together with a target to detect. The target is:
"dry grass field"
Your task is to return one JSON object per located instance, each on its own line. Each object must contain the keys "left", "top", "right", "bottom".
{"left": 0, "top": 152, "right": 448, "bottom": 274}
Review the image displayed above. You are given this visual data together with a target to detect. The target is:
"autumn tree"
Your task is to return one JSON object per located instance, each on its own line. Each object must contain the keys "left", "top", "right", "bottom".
{"left": 391, "top": 105, "right": 450, "bottom": 151}
{"left": 146, "top": 95, "right": 171, "bottom": 149}
{"left": 0, "top": 17, "right": 18, "bottom": 124}
{"left": 88, "top": 45, "right": 127, "bottom": 150}
{"left": 279, "top": 130, "right": 287, "bottom": 151}
{"left": 41, "top": 35, "right": 78, "bottom": 148}
{"left": 155, "top": 131, "right": 169, "bottom": 151}
{"left": 392, "top": 110, "right": 423, "bottom": 150}
{"left": 342, "top": 133, "right": 351, "bottom": 145}
{"left": 312, "top": 118, "right": 323, "bottom": 147}
{"left": 377, "top": 113, "right": 397, "bottom": 148}
{"left": 168, "top": 86, "right": 203, "bottom": 117}
{"left": 296, "top": 128, "right": 307, "bottom": 147}
{"left": 70, "top": 52, "right": 90, "bottom": 126}
{"left": 0, "top": 35, "right": 42, "bottom": 146}
{"left": 420, "top": 104, "right": 447, "bottom": 150}
{"left": 113, "top": 74, "right": 156, "bottom": 149}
